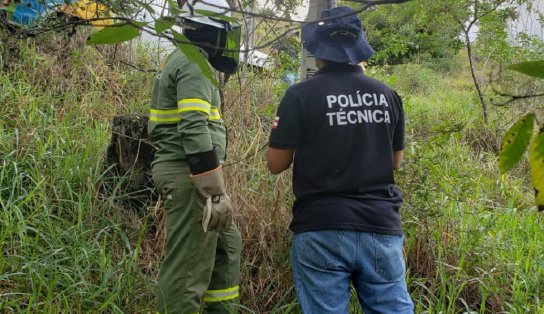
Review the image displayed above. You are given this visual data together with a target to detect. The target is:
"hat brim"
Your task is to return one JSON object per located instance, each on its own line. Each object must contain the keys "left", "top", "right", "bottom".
{"left": 301, "top": 22, "right": 374, "bottom": 64}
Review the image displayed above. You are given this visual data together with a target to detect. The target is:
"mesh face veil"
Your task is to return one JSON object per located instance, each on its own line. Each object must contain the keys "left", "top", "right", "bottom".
{"left": 177, "top": 0, "right": 241, "bottom": 74}
{"left": 213, "top": 21, "right": 241, "bottom": 73}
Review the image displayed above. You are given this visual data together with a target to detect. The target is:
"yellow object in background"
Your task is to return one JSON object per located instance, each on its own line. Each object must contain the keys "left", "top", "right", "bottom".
{"left": 59, "top": 0, "right": 113, "bottom": 29}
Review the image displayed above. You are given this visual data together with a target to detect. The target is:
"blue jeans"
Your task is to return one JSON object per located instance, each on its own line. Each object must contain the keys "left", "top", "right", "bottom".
{"left": 291, "top": 230, "right": 414, "bottom": 314}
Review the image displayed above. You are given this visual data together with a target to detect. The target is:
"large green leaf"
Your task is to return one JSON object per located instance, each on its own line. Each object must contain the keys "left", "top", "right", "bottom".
{"left": 499, "top": 114, "right": 535, "bottom": 173}
{"left": 194, "top": 9, "right": 237, "bottom": 23}
{"left": 529, "top": 128, "right": 544, "bottom": 208}
{"left": 508, "top": 60, "right": 544, "bottom": 79}
{"left": 86, "top": 22, "right": 147, "bottom": 45}
{"left": 166, "top": 0, "right": 181, "bottom": 15}
{"left": 171, "top": 30, "right": 218, "bottom": 87}
{"left": 155, "top": 17, "right": 175, "bottom": 34}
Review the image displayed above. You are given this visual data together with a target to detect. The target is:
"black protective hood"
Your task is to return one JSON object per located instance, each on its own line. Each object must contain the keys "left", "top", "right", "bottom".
{"left": 182, "top": 16, "right": 241, "bottom": 74}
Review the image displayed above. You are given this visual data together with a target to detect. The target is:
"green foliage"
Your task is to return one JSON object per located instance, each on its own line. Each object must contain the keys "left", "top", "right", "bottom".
{"left": 514, "top": 33, "right": 544, "bottom": 60}
{"left": 499, "top": 113, "right": 535, "bottom": 173}
{"left": 499, "top": 59, "right": 544, "bottom": 208}
{"left": 529, "top": 129, "right": 544, "bottom": 207}
{"left": 395, "top": 84, "right": 543, "bottom": 312}
{"left": 194, "top": 9, "right": 238, "bottom": 23}
{"left": 4, "top": 27, "right": 544, "bottom": 313}
{"left": 473, "top": 1, "right": 542, "bottom": 65}
{"left": 421, "top": 55, "right": 461, "bottom": 74}
{"left": 269, "top": 0, "right": 303, "bottom": 19}
{"left": 373, "top": 64, "right": 445, "bottom": 95}
{"left": 508, "top": 60, "right": 544, "bottom": 79}
{"left": 86, "top": 22, "right": 147, "bottom": 44}
{"left": 83, "top": 7, "right": 226, "bottom": 87}
{"left": 166, "top": 0, "right": 181, "bottom": 15}
{"left": 272, "top": 34, "right": 300, "bottom": 73}
{"left": 154, "top": 16, "right": 175, "bottom": 34}
{"left": 357, "top": 0, "right": 464, "bottom": 66}
{"left": 0, "top": 35, "right": 157, "bottom": 312}
{"left": 0, "top": 3, "right": 16, "bottom": 13}
{"left": 133, "top": 0, "right": 157, "bottom": 15}
{"left": 473, "top": 10, "right": 514, "bottom": 63}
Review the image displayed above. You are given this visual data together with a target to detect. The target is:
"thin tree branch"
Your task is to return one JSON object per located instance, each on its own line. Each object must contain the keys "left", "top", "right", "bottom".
{"left": 198, "top": 0, "right": 413, "bottom": 23}
{"left": 111, "top": 58, "right": 156, "bottom": 72}
{"left": 12, "top": 0, "right": 414, "bottom": 55}
{"left": 475, "top": 0, "right": 504, "bottom": 21}
{"left": 491, "top": 86, "right": 544, "bottom": 107}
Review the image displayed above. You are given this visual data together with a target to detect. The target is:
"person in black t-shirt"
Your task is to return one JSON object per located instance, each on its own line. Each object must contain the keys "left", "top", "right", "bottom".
{"left": 266, "top": 6, "right": 414, "bottom": 313}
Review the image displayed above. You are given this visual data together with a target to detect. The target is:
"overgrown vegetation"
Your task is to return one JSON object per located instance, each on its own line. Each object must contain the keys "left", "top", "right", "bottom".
{"left": 357, "top": 0, "right": 464, "bottom": 66}
{"left": 1, "top": 20, "right": 544, "bottom": 314}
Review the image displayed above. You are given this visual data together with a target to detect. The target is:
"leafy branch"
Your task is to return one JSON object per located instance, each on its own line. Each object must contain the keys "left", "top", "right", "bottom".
{"left": 498, "top": 60, "right": 544, "bottom": 210}
{"left": 77, "top": 0, "right": 413, "bottom": 85}
{"left": 444, "top": 0, "right": 527, "bottom": 124}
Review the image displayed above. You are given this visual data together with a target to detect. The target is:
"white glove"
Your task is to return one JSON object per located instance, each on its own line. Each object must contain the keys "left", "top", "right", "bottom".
{"left": 202, "top": 194, "right": 233, "bottom": 232}
{"left": 191, "top": 166, "right": 233, "bottom": 232}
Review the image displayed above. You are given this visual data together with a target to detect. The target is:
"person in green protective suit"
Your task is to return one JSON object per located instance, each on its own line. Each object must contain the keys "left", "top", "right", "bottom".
{"left": 148, "top": 1, "right": 243, "bottom": 312}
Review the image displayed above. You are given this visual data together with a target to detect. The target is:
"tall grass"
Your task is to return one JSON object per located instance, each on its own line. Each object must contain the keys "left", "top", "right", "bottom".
{"left": 1, "top": 31, "right": 543, "bottom": 313}
{"left": 390, "top": 67, "right": 543, "bottom": 313}
{"left": 1, "top": 32, "right": 157, "bottom": 313}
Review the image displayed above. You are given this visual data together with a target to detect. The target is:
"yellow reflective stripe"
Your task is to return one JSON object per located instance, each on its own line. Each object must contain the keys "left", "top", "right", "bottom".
{"left": 149, "top": 116, "right": 180, "bottom": 123}
{"left": 178, "top": 106, "right": 210, "bottom": 115}
{"left": 178, "top": 98, "right": 211, "bottom": 115}
{"left": 178, "top": 98, "right": 212, "bottom": 107}
{"left": 150, "top": 108, "right": 178, "bottom": 115}
{"left": 203, "top": 285, "right": 239, "bottom": 302}
{"left": 149, "top": 109, "right": 181, "bottom": 123}
{"left": 210, "top": 108, "right": 221, "bottom": 121}
{"left": 150, "top": 98, "right": 217, "bottom": 123}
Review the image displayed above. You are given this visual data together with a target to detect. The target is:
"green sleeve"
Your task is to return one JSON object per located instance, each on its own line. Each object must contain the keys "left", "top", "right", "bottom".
{"left": 207, "top": 90, "right": 227, "bottom": 163}
{"left": 173, "top": 60, "right": 216, "bottom": 156}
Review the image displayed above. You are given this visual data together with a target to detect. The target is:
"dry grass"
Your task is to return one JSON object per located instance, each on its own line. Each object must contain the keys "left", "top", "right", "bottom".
{"left": 3, "top": 30, "right": 543, "bottom": 313}
{"left": 222, "top": 72, "right": 298, "bottom": 311}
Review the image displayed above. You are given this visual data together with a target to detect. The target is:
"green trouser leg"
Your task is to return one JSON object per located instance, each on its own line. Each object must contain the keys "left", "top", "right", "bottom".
{"left": 202, "top": 224, "right": 242, "bottom": 314}
{"left": 153, "top": 162, "right": 242, "bottom": 314}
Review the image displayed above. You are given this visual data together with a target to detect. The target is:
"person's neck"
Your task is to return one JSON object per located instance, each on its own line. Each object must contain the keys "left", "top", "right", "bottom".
{"left": 316, "top": 59, "right": 353, "bottom": 69}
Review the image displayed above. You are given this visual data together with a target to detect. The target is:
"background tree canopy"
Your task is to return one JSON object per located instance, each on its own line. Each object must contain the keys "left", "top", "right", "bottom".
{"left": 356, "top": 0, "right": 465, "bottom": 66}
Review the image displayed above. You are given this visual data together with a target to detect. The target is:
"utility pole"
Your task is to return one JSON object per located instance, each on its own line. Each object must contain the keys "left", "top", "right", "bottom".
{"left": 300, "top": 0, "right": 335, "bottom": 80}
{"left": 241, "top": 0, "right": 256, "bottom": 84}
{"left": 246, "top": 0, "right": 256, "bottom": 51}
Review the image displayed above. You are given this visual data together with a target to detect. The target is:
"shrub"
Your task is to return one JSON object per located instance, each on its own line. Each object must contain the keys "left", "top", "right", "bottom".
{"left": 389, "top": 63, "right": 445, "bottom": 95}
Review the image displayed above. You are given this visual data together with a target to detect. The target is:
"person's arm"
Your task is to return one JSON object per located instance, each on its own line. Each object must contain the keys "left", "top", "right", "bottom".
{"left": 266, "top": 147, "right": 294, "bottom": 174}
{"left": 175, "top": 59, "right": 216, "bottom": 157}
{"left": 392, "top": 91, "right": 405, "bottom": 171}
{"left": 172, "top": 57, "right": 233, "bottom": 232}
{"left": 267, "top": 89, "right": 301, "bottom": 174}
{"left": 393, "top": 150, "right": 403, "bottom": 170}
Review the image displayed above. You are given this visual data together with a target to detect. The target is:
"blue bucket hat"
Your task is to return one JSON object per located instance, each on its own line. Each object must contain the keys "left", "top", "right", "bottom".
{"left": 301, "top": 6, "right": 374, "bottom": 64}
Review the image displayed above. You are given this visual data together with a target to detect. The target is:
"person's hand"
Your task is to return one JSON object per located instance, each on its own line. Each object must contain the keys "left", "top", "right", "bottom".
{"left": 190, "top": 165, "right": 233, "bottom": 232}
{"left": 202, "top": 194, "right": 233, "bottom": 232}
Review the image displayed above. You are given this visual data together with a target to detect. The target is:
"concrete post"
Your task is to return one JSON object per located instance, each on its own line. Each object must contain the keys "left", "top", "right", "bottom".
{"left": 299, "top": 0, "right": 335, "bottom": 80}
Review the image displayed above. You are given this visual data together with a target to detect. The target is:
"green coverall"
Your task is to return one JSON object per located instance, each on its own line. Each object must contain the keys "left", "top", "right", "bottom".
{"left": 148, "top": 48, "right": 242, "bottom": 314}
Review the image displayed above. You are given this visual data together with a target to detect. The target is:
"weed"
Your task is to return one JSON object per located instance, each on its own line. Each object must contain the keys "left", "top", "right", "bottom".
{"left": 1, "top": 34, "right": 543, "bottom": 313}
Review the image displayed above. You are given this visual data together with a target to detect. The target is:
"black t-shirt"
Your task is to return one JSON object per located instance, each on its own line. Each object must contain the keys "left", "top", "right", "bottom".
{"left": 269, "top": 63, "right": 405, "bottom": 235}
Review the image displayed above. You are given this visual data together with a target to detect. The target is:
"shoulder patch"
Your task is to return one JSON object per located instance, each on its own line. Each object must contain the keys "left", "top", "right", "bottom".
{"left": 272, "top": 116, "right": 280, "bottom": 129}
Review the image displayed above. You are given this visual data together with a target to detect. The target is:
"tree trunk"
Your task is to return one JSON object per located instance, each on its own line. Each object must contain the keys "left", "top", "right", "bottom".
{"left": 465, "top": 29, "right": 488, "bottom": 124}
{"left": 104, "top": 115, "right": 157, "bottom": 212}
